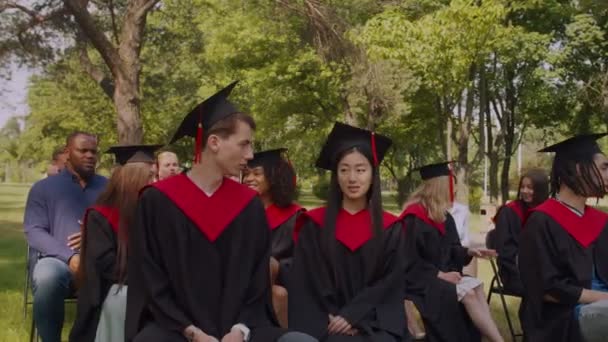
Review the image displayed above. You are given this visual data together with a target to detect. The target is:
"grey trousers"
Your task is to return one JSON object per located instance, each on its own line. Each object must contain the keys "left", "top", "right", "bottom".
{"left": 278, "top": 332, "right": 319, "bottom": 342}
{"left": 579, "top": 299, "right": 608, "bottom": 342}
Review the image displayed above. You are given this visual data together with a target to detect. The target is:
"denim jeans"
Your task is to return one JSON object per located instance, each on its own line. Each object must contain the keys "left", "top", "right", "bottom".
{"left": 579, "top": 299, "right": 608, "bottom": 342}
{"left": 31, "top": 257, "right": 74, "bottom": 342}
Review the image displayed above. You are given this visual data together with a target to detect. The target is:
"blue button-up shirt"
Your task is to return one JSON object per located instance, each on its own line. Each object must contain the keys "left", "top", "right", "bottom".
{"left": 23, "top": 168, "right": 107, "bottom": 263}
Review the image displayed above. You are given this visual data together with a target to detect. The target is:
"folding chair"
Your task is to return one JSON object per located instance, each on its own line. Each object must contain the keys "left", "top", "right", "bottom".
{"left": 485, "top": 229, "right": 524, "bottom": 342}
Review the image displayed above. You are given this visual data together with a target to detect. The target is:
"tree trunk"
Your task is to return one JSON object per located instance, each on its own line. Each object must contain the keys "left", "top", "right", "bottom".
{"left": 113, "top": 75, "right": 143, "bottom": 144}
{"left": 453, "top": 64, "right": 477, "bottom": 205}
{"left": 500, "top": 68, "right": 517, "bottom": 203}
{"left": 487, "top": 110, "right": 500, "bottom": 203}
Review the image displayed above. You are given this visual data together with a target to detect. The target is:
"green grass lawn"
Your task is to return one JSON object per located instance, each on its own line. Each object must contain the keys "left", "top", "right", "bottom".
{"left": 0, "top": 183, "right": 520, "bottom": 341}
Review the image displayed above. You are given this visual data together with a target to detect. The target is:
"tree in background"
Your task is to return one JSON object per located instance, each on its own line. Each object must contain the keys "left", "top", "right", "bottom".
{"left": 1, "top": 0, "right": 161, "bottom": 143}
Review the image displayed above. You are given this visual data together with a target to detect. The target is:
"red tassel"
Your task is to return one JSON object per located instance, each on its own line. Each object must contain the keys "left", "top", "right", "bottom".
{"left": 194, "top": 122, "right": 203, "bottom": 164}
{"left": 371, "top": 132, "right": 379, "bottom": 167}
{"left": 448, "top": 163, "right": 455, "bottom": 203}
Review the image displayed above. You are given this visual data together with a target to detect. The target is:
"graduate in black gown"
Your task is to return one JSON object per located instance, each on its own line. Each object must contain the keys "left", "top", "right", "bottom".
{"left": 519, "top": 134, "right": 608, "bottom": 342}
{"left": 288, "top": 122, "right": 408, "bottom": 342}
{"left": 70, "top": 144, "right": 160, "bottom": 342}
{"left": 244, "top": 148, "right": 303, "bottom": 263}
{"left": 493, "top": 169, "right": 548, "bottom": 295}
{"left": 243, "top": 148, "right": 304, "bottom": 328}
{"left": 400, "top": 162, "right": 502, "bottom": 342}
{"left": 125, "top": 82, "right": 313, "bottom": 342}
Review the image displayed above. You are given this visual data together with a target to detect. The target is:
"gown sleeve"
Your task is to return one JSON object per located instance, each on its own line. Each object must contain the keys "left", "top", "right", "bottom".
{"left": 404, "top": 216, "right": 442, "bottom": 286}
{"left": 133, "top": 188, "right": 192, "bottom": 334}
{"left": 69, "top": 211, "right": 117, "bottom": 342}
{"left": 445, "top": 214, "right": 472, "bottom": 271}
{"left": 84, "top": 211, "right": 118, "bottom": 304}
{"left": 519, "top": 212, "right": 583, "bottom": 308}
{"left": 494, "top": 207, "right": 522, "bottom": 282}
{"left": 288, "top": 219, "right": 336, "bottom": 339}
{"left": 236, "top": 198, "right": 279, "bottom": 329}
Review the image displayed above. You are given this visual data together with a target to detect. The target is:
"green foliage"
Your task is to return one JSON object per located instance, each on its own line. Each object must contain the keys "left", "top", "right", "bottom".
{"left": 6, "top": 0, "right": 608, "bottom": 205}
{"left": 312, "top": 173, "right": 331, "bottom": 201}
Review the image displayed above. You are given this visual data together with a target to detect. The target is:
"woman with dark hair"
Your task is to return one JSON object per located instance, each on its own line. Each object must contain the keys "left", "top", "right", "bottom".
{"left": 400, "top": 162, "right": 502, "bottom": 342}
{"left": 243, "top": 148, "right": 304, "bottom": 328}
{"left": 494, "top": 168, "right": 549, "bottom": 294}
{"left": 70, "top": 144, "right": 160, "bottom": 342}
{"left": 244, "top": 148, "right": 302, "bottom": 262}
{"left": 519, "top": 134, "right": 608, "bottom": 342}
{"left": 288, "top": 122, "right": 407, "bottom": 341}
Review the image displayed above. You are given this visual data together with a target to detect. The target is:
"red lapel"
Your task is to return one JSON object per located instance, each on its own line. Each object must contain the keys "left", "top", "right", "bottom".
{"left": 400, "top": 203, "right": 446, "bottom": 235}
{"left": 265, "top": 203, "right": 304, "bottom": 230}
{"left": 148, "top": 174, "right": 257, "bottom": 242}
{"left": 533, "top": 199, "right": 608, "bottom": 248}
{"left": 85, "top": 206, "right": 120, "bottom": 233}
{"left": 296, "top": 207, "right": 397, "bottom": 252}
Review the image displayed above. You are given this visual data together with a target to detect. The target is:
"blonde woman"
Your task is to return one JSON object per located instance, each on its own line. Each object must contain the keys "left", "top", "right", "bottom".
{"left": 400, "top": 162, "right": 503, "bottom": 342}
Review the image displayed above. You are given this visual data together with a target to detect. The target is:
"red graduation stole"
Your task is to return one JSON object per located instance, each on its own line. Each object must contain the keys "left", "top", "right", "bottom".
{"left": 149, "top": 174, "right": 257, "bottom": 242}
{"left": 399, "top": 203, "right": 446, "bottom": 235}
{"left": 533, "top": 198, "right": 608, "bottom": 248}
{"left": 84, "top": 206, "right": 120, "bottom": 233}
{"left": 493, "top": 200, "right": 530, "bottom": 226}
{"left": 266, "top": 203, "right": 304, "bottom": 230}
{"left": 297, "top": 207, "right": 398, "bottom": 252}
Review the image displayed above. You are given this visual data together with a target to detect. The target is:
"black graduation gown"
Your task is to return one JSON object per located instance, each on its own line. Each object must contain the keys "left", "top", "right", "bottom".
{"left": 267, "top": 204, "right": 304, "bottom": 262}
{"left": 288, "top": 207, "right": 407, "bottom": 342}
{"left": 125, "top": 175, "right": 284, "bottom": 342}
{"left": 70, "top": 207, "right": 120, "bottom": 342}
{"left": 494, "top": 200, "right": 527, "bottom": 294}
{"left": 519, "top": 199, "right": 608, "bottom": 342}
{"left": 401, "top": 204, "right": 480, "bottom": 342}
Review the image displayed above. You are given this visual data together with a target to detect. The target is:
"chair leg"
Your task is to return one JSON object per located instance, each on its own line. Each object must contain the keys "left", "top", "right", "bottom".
{"left": 486, "top": 275, "right": 496, "bottom": 303}
{"left": 29, "top": 316, "right": 36, "bottom": 342}
{"left": 497, "top": 291, "right": 518, "bottom": 342}
{"left": 24, "top": 262, "right": 31, "bottom": 321}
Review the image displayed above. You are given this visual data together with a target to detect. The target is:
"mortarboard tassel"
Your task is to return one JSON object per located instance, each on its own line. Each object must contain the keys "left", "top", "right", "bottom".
{"left": 448, "top": 163, "right": 455, "bottom": 203}
{"left": 194, "top": 122, "right": 203, "bottom": 164}
{"left": 371, "top": 132, "right": 379, "bottom": 167}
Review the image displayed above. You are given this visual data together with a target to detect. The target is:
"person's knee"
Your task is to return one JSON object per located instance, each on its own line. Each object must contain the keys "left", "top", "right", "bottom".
{"left": 462, "top": 290, "right": 476, "bottom": 303}
{"left": 32, "top": 258, "right": 71, "bottom": 295}
{"left": 580, "top": 301, "right": 608, "bottom": 321}
{"left": 134, "top": 323, "right": 186, "bottom": 342}
{"left": 277, "top": 331, "right": 318, "bottom": 342}
{"left": 273, "top": 285, "right": 288, "bottom": 301}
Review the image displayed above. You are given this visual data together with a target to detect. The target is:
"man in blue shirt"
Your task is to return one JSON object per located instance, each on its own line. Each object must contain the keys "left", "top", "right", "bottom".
{"left": 24, "top": 131, "right": 107, "bottom": 342}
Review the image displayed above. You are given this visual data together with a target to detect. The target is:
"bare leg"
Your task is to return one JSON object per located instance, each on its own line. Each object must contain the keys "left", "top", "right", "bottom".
{"left": 461, "top": 290, "right": 504, "bottom": 342}
{"left": 273, "top": 285, "right": 289, "bottom": 328}
{"left": 404, "top": 300, "right": 425, "bottom": 339}
{"left": 473, "top": 284, "right": 493, "bottom": 316}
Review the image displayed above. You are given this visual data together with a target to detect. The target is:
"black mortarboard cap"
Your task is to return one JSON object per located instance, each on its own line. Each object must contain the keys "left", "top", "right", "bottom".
{"left": 105, "top": 144, "right": 163, "bottom": 165}
{"left": 538, "top": 133, "right": 608, "bottom": 160}
{"left": 249, "top": 148, "right": 288, "bottom": 167}
{"left": 315, "top": 122, "right": 392, "bottom": 171}
{"left": 415, "top": 161, "right": 454, "bottom": 180}
{"left": 169, "top": 81, "right": 240, "bottom": 144}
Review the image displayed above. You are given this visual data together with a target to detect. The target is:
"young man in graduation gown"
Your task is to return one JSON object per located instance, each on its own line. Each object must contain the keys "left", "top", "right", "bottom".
{"left": 288, "top": 122, "right": 408, "bottom": 342}
{"left": 125, "top": 82, "right": 316, "bottom": 342}
{"left": 519, "top": 134, "right": 608, "bottom": 342}
{"left": 70, "top": 144, "right": 160, "bottom": 342}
